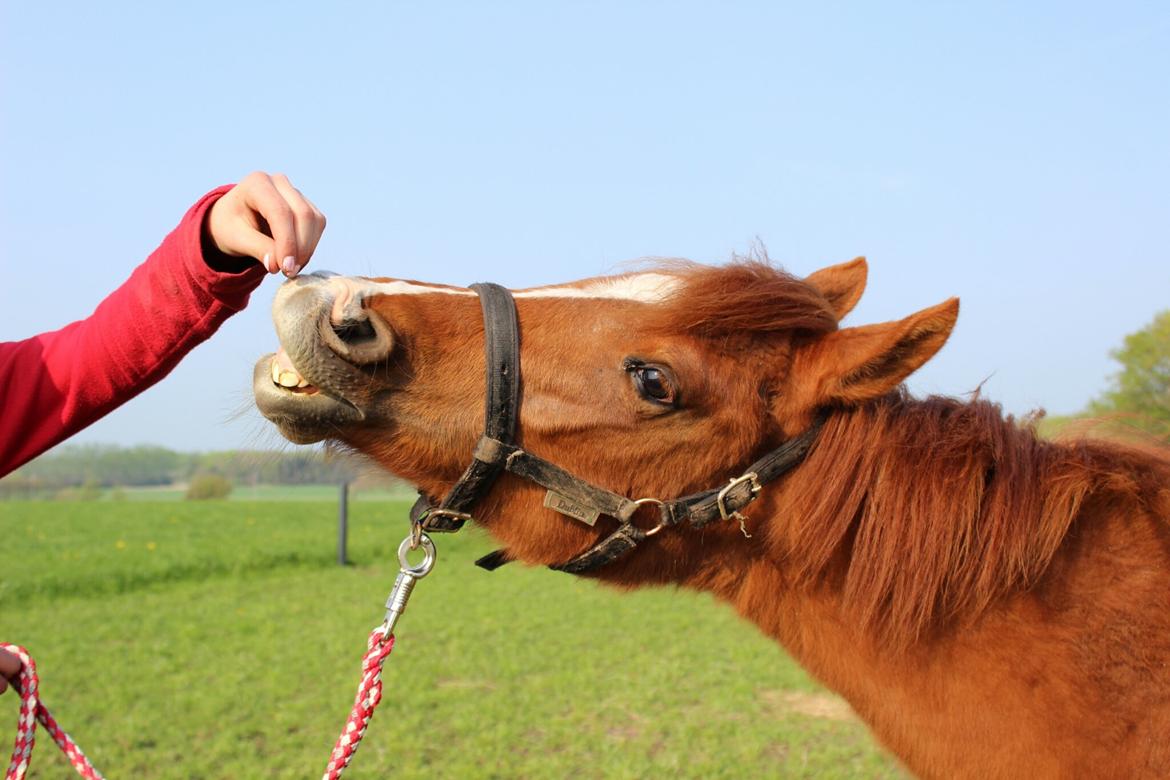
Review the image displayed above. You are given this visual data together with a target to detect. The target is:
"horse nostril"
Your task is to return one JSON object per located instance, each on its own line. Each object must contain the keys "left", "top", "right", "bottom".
{"left": 319, "top": 309, "right": 395, "bottom": 365}
{"left": 332, "top": 318, "right": 377, "bottom": 346}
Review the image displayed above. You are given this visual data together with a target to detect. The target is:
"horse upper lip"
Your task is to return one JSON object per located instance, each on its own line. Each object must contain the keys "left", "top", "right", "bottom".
{"left": 257, "top": 274, "right": 403, "bottom": 445}
{"left": 270, "top": 275, "right": 379, "bottom": 405}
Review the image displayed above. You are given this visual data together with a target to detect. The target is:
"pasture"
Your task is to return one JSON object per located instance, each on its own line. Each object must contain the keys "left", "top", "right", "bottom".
{"left": 1, "top": 499, "right": 900, "bottom": 778}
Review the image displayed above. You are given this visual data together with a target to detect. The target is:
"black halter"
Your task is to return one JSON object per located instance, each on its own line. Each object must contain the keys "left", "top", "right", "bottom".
{"left": 408, "top": 283, "right": 823, "bottom": 574}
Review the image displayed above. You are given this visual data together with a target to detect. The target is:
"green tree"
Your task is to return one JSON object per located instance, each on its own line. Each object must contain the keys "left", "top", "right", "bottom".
{"left": 1090, "top": 310, "right": 1170, "bottom": 440}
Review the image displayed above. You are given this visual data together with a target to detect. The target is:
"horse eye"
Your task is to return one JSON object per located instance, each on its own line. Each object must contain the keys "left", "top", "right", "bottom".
{"left": 632, "top": 366, "right": 676, "bottom": 405}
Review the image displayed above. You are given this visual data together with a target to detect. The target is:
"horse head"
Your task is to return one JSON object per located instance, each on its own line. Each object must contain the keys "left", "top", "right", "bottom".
{"left": 254, "top": 258, "right": 958, "bottom": 576}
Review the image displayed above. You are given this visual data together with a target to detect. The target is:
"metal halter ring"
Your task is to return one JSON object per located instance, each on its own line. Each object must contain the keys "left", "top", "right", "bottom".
{"left": 632, "top": 497, "right": 669, "bottom": 537}
{"left": 716, "top": 472, "right": 763, "bottom": 523}
{"left": 397, "top": 534, "right": 437, "bottom": 578}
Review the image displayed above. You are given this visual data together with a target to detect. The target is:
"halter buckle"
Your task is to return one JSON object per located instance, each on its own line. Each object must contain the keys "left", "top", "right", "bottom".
{"left": 416, "top": 507, "right": 474, "bottom": 535}
{"left": 716, "top": 472, "right": 762, "bottom": 538}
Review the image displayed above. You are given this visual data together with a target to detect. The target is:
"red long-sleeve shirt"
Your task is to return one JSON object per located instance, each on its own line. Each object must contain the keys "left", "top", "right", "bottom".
{"left": 0, "top": 186, "right": 267, "bottom": 476}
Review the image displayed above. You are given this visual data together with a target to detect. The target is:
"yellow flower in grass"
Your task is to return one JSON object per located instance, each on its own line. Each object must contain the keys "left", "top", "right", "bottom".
{"left": 146, "top": 541, "right": 157, "bottom": 551}
{"left": 115, "top": 539, "right": 127, "bottom": 550}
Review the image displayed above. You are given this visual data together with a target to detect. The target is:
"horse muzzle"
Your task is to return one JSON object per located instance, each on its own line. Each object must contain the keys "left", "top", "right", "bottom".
{"left": 253, "top": 272, "right": 396, "bottom": 443}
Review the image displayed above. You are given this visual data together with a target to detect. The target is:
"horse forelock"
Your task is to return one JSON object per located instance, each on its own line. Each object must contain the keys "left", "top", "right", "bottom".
{"left": 641, "top": 259, "right": 840, "bottom": 340}
{"left": 775, "top": 390, "right": 1170, "bottom": 648}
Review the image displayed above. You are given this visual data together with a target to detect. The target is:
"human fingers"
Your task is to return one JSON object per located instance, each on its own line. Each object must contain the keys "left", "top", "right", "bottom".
{"left": 206, "top": 173, "right": 280, "bottom": 272}
{"left": 270, "top": 174, "right": 326, "bottom": 277}
{"left": 215, "top": 214, "right": 280, "bottom": 273}
{"left": 237, "top": 173, "right": 299, "bottom": 274}
{"left": 0, "top": 648, "right": 21, "bottom": 695}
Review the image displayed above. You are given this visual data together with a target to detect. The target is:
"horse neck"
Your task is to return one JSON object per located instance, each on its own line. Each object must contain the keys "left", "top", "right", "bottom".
{"left": 665, "top": 396, "right": 1170, "bottom": 777}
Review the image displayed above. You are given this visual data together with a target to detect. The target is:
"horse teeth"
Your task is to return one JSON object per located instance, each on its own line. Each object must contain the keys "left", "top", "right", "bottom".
{"left": 270, "top": 356, "right": 308, "bottom": 389}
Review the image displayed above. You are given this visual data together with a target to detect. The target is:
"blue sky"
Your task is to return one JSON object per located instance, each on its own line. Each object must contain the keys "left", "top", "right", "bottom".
{"left": 2, "top": 1, "right": 1167, "bottom": 452}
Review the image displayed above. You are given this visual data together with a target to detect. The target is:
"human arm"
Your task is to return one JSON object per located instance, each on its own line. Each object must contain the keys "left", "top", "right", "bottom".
{"left": 0, "top": 172, "right": 325, "bottom": 476}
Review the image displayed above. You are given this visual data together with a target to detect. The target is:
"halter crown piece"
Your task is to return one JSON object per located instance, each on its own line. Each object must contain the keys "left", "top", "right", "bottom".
{"left": 409, "top": 283, "right": 823, "bottom": 574}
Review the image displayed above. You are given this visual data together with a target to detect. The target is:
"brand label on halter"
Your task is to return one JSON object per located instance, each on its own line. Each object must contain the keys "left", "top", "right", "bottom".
{"left": 543, "top": 491, "right": 600, "bottom": 526}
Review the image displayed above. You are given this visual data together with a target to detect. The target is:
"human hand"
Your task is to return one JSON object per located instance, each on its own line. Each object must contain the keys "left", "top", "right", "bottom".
{"left": 205, "top": 172, "right": 327, "bottom": 277}
{"left": 0, "top": 648, "right": 20, "bottom": 695}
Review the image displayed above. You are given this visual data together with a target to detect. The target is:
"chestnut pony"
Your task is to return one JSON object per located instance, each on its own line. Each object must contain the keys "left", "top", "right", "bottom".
{"left": 255, "top": 258, "right": 1170, "bottom": 778}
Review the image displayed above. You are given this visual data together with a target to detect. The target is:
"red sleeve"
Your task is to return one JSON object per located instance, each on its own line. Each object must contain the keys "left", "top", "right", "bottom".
{"left": 0, "top": 186, "right": 267, "bottom": 476}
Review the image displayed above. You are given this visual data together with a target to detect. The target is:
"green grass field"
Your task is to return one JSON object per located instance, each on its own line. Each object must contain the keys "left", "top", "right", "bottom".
{"left": 0, "top": 500, "right": 901, "bottom": 778}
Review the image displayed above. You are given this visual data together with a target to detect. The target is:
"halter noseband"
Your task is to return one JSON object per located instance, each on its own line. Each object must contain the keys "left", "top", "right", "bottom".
{"left": 408, "top": 283, "right": 823, "bottom": 574}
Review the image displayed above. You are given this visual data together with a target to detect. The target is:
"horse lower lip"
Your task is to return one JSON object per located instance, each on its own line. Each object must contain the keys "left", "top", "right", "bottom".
{"left": 274, "top": 383, "right": 321, "bottom": 396}
{"left": 268, "top": 381, "right": 359, "bottom": 413}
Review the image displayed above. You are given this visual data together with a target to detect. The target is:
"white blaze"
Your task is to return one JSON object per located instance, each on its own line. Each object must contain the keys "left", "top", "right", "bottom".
{"left": 515, "top": 273, "right": 680, "bottom": 302}
{"left": 351, "top": 272, "right": 681, "bottom": 303}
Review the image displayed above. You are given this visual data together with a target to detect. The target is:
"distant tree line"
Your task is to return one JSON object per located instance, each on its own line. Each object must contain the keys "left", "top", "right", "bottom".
{"left": 0, "top": 444, "right": 397, "bottom": 499}
{"left": 6, "top": 311, "right": 1166, "bottom": 498}
{"left": 1087, "top": 310, "right": 1170, "bottom": 441}
{"left": 1039, "top": 310, "right": 1169, "bottom": 443}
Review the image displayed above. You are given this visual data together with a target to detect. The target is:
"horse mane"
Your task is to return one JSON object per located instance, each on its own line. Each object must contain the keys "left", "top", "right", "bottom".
{"left": 644, "top": 260, "right": 839, "bottom": 340}
{"left": 779, "top": 390, "right": 1170, "bottom": 648}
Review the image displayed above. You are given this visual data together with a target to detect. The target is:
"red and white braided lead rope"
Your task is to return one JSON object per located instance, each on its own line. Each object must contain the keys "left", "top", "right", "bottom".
{"left": 5, "top": 629, "right": 398, "bottom": 780}
{"left": 6, "top": 533, "right": 425, "bottom": 780}
{"left": 1, "top": 643, "right": 103, "bottom": 780}
{"left": 322, "top": 629, "right": 396, "bottom": 780}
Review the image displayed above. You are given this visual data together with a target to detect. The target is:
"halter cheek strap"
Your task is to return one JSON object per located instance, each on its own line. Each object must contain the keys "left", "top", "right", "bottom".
{"left": 409, "top": 282, "right": 823, "bottom": 575}
{"left": 408, "top": 282, "right": 520, "bottom": 532}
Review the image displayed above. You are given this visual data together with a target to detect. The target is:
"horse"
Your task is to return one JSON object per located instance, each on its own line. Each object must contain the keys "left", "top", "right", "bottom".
{"left": 254, "top": 258, "right": 1170, "bottom": 778}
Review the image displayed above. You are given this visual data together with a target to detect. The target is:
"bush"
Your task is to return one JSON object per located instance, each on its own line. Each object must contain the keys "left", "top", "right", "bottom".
{"left": 54, "top": 478, "right": 103, "bottom": 501}
{"left": 185, "top": 474, "right": 233, "bottom": 500}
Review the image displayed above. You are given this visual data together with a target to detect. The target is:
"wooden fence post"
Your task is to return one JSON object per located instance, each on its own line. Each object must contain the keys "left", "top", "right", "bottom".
{"left": 338, "top": 481, "right": 349, "bottom": 566}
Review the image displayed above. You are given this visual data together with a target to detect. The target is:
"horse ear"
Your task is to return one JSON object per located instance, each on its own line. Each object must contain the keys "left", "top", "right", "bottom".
{"left": 791, "top": 297, "right": 959, "bottom": 407}
{"left": 805, "top": 257, "right": 868, "bottom": 320}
